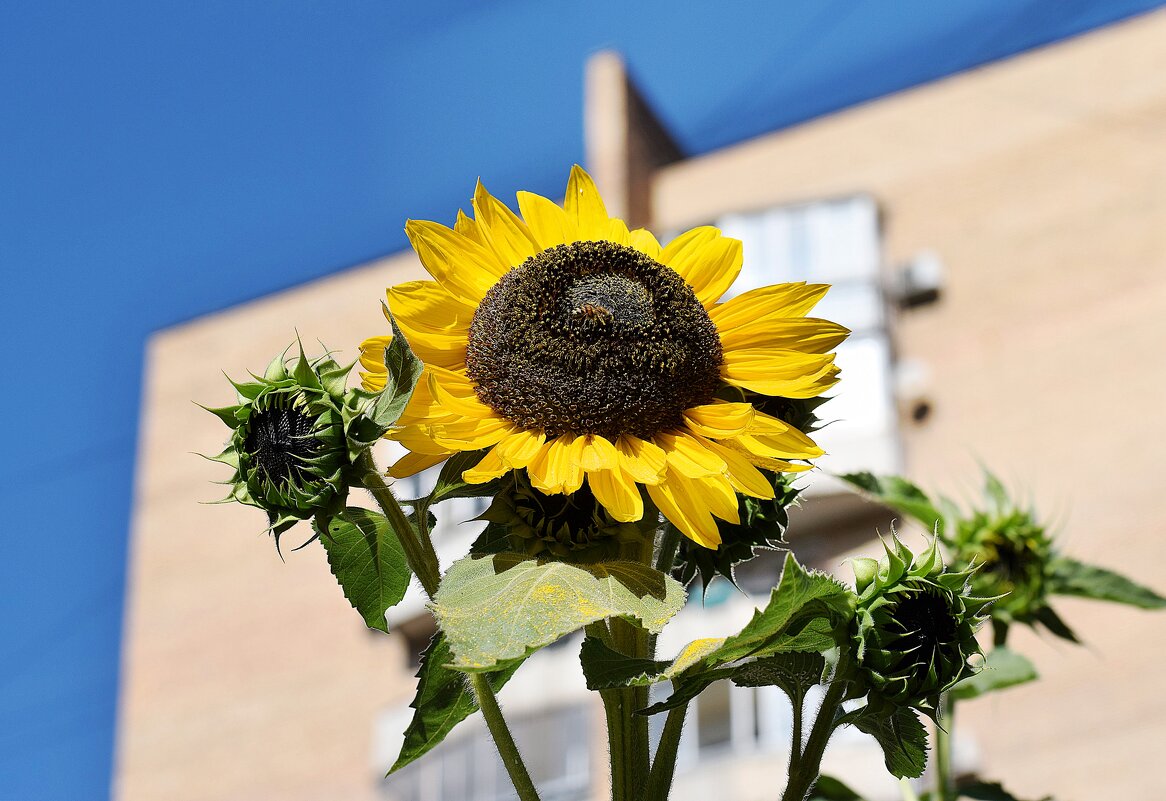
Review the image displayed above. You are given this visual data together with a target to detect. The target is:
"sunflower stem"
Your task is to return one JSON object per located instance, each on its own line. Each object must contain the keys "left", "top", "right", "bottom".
{"left": 356, "top": 449, "right": 440, "bottom": 596}
{"left": 356, "top": 449, "right": 540, "bottom": 801}
{"left": 780, "top": 646, "right": 851, "bottom": 801}
{"left": 654, "top": 522, "right": 682, "bottom": 575}
{"left": 470, "top": 672, "right": 543, "bottom": 801}
{"left": 645, "top": 702, "right": 688, "bottom": 801}
{"left": 934, "top": 694, "right": 956, "bottom": 801}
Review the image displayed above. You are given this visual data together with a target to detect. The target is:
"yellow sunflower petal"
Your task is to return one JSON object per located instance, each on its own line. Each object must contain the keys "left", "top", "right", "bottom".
{"left": 667, "top": 233, "right": 742, "bottom": 309}
{"left": 588, "top": 468, "right": 644, "bottom": 523}
{"left": 473, "top": 181, "right": 541, "bottom": 267}
{"left": 682, "top": 402, "right": 755, "bottom": 439}
{"left": 426, "top": 369, "right": 493, "bottom": 419}
{"left": 708, "top": 283, "right": 831, "bottom": 329}
{"left": 493, "top": 428, "right": 547, "bottom": 469}
{"left": 577, "top": 434, "right": 620, "bottom": 471}
{"left": 628, "top": 228, "right": 662, "bottom": 260}
{"left": 721, "top": 349, "right": 839, "bottom": 398}
{"left": 700, "top": 438, "right": 775, "bottom": 499}
{"left": 463, "top": 448, "right": 511, "bottom": 484}
{"left": 656, "top": 431, "right": 726, "bottom": 478}
{"left": 527, "top": 434, "right": 586, "bottom": 494}
{"left": 615, "top": 435, "right": 667, "bottom": 484}
{"left": 427, "top": 416, "right": 513, "bottom": 451}
{"left": 603, "top": 217, "right": 631, "bottom": 246}
{"left": 359, "top": 335, "right": 393, "bottom": 382}
{"left": 647, "top": 470, "right": 722, "bottom": 548}
{"left": 389, "top": 450, "right": 451, "bottom": 479}
{"left": 516, "top": 190, "right": 572, "bottom": 249}
{"left": 718, "top": 317, "right": 850, "bottom": 355}
{"left": 564, "top": 165, "right": 611, "bottom": 242}
{"left": 454, "top": 208, "right": 485, "bottom": 245}
{"left": 405, "top": 219, "right": 506, "bottom": 302}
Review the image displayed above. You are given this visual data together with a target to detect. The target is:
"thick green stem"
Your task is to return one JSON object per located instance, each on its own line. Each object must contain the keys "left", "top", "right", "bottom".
{"left": 780, "top": 650, "right": 851, "bottom": 801}
{"left": 356, "top": 449, "right": 440, "bottom": 596}
{"left": 645, "top": 703, "right": 688, "bottom": 801}
{"left": 654, "top": 523, "right": 682, "bottom": 574}
{"left": 471, "top": 673, "right": 542, "bottom": 801}
{"left": 356, "top": 449, "right": 540, "bottom": 801}
{"left": 600, "top": 530, "right": 656, "bottom": 801}
{"left": 934, "top": 694, "right": 956, "bottom": 801}
{"left": 787, "top": 693, "right": 804, "bottom": 779}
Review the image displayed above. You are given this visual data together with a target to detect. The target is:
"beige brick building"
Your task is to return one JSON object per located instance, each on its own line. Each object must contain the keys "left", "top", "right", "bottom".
{"left": 118, "top": 11, "right": 1166, "bottom": 801}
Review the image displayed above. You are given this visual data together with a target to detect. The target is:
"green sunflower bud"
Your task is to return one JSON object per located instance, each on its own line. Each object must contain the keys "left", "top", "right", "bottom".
{"left": 950, "top": 491, "right": 1054, "bottom": 626}
{"left": 674, "top": 471, "right": 800, "bottom": 588}
{"left": 852, "top": 536, "right": 992, "bottom": 716}
{"left": 204, "top": 343, "right": 372, "bottom": 547}
{"left": 478, "top": 472, "right": 653, "bottom": 561}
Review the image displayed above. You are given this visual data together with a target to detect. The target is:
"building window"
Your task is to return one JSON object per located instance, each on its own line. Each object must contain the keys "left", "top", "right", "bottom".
{"left": 716, "top": 195, "right": 901, "bottom": 478}
{"left": 379, "top": 703, "right": 591, "bottom": 801}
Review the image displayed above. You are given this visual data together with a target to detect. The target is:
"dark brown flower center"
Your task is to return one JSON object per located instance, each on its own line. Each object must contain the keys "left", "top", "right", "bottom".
{"left": 243, "top": 400, "right": 322, "bottom": 484}
{"left": 465, "top": 241, "right": 723, "bottom": 439}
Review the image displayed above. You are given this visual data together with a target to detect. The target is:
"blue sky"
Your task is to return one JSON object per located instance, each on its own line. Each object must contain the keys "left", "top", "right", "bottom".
{"left": 1, "top": 1, "right": 1159, "bottom": 798}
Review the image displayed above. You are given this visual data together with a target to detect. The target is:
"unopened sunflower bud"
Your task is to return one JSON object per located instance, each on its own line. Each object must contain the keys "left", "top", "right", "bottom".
{"left": 204, "top": 344, "right": 370, "bottom": 545}
{"left": 852, "top": 536, "right": 992, "bottom": 717}
{"left": 952, "top": 505, "right": 1053, "bottom": 625}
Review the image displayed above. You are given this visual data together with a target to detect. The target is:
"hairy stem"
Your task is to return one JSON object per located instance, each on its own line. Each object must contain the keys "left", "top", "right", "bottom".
{"left": 356, "top": 448, "right": 540, "bottom": 801}
{"left": 471, "top": 672, "right": 542, "bottom": 801}
{"left": 780, "top": 649, "right": 851, "bottom": 801}
{"left": 934, "top": 694, "right": 956, "bottom": 801}
{"left": 356, "top": 449, "right": 440, "bottom": 596}
{"left": 645, "top": 703, "right": 689, "bottom": 801}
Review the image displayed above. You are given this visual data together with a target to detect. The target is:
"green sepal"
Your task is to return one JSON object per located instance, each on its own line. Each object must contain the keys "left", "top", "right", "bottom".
{"left": 389, "top": 632, "right": 523, "bottom": 774}
{"left": 369, "top": 302, "right": 424, "bottom": 431}
{"left": 947, "top": 647, "right": 1038, "bottom": 701}
{"left": 851, "top": 706, "right": 929, "bottom": 779}
{"left": 317, "top": 508, "right": 412, "bottom": 634}
{"left": 1048, "top": 556, "right": 1166, "bottom": 609}
{"left": 432, "top": 553, "right": 685, "bottom": 672}
{"left": 1031, "top": 605, "right": 1079, "bottom": 644}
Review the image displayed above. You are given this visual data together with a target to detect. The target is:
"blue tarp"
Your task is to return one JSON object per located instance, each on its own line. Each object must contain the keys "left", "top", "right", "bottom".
{"left": 2, "top": 1, "right": 1160, "bottom": 797}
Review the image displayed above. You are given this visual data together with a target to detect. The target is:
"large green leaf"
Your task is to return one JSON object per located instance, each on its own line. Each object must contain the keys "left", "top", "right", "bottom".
{"left": 369, "top": 303, "right": 425, "bottom": 430}
{"left": 1048, "top": 557, "right": 1166, "bottom": 609}
{"left": 319, "top": 507, "right": 411, "bottom": 633}
{"left": 852, "top": 707, "right": 928, "bottom": 779}
{"left": 389, "top": 632, "right": 522, "bottom": 773}
{"left": 643, "top": 554, "right": 853, "bottom": 713}
{"left": 958, "top": 780, "right": 1053, "bottom": 801}
{"left": 948, "top": 647, "right": 1038, "bottom": 701}
{"left": 433, "top": 554, "right": 686, "bottom": 672}
{"left": 840, "top": 472, "right": 946, "bottom": 536}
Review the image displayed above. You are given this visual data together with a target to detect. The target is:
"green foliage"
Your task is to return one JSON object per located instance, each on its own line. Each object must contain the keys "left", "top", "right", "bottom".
{"left": 317, "top": 508, "right": 411, "bottom": 634}
{"left": 389, "top": 632, "right": 522, "bottom": 774}
{"left": 639, "top": 554, "right": 854, "bottom": 713}
{"left": 1048, "top": 557, "right": 1166, "bottom": 609}
{"left": 808, "top": 775, "right": 866, "bottom": 801}
{"left": 948, "top": 647, "right": 1038, "bottom": 702}
{"left": 852, "top": 536, "right": 991, "bottom": 717}
{"left": 204, "top": 342, "right": 375, "bottom": 542}
{"left": 674, "top": 472, "right": 800, "bottom": 588}
{"left": 368, "top": 303, "right": 425, "bottom": 431}
{"left": 840, "top": 472, "right": 947, "bottom": 536}
{"left": 578, "top": 636, "right": 670, "bottom": 690}
{"left": 957, "top": 781, "right": 1053, "bottom": 801}
{"left": 731, "top": 651, "right": 827, "bottom": 707}
{"left": 433, "top": 554, "right": 685, "bottom": 672}
{"left": 852, "top": 706, "right": 929, "bottom": 779}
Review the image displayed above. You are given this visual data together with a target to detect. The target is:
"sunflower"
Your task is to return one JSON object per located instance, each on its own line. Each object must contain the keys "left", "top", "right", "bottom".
{"left": 359, "top": 166, "right": 847, "bottom": 548}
